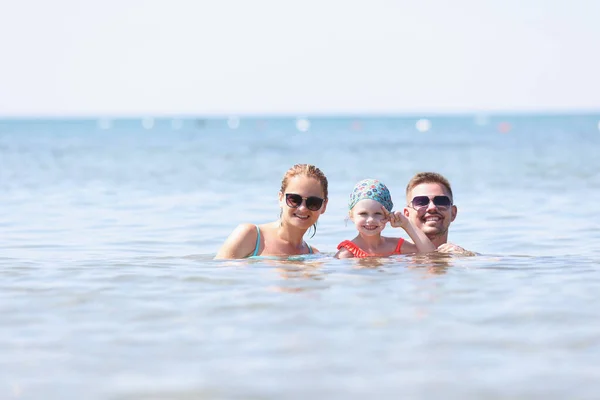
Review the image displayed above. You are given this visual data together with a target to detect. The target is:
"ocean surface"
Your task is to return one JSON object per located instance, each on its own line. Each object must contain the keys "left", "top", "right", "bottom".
{"left": 1, "top": 114, "right": 599, "bottom": 399}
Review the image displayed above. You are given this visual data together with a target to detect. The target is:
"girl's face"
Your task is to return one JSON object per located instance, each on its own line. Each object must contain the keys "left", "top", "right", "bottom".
{"left": 350, "top": 199, "right": 387, "bottom": 236}
{"left": 278, "top": 176, "right": 327, "bottom": 229}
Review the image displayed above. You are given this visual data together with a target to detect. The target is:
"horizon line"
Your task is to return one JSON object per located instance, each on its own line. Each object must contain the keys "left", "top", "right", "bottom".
{"left": 1, "top": 108, "right": 600, "bottom": 120}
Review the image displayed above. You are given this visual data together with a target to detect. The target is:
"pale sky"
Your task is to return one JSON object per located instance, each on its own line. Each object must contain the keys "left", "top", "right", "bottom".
{"left": 1, "top": 0, "right": 599, "bottom": 116}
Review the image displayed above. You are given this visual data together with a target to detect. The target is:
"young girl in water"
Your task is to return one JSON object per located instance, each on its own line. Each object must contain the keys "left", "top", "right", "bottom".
{"left": 335, "top": 179, "right": 436, "bottom": 258}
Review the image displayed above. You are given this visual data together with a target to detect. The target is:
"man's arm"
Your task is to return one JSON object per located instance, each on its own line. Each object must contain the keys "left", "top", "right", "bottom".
{"left": 437, "top": 243, "right": 478, "bottom": 256}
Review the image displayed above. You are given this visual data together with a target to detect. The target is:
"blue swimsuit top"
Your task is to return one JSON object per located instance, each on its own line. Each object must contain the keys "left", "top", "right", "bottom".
{"left": 251, "top": 225, "right": 313, "bottom": 257}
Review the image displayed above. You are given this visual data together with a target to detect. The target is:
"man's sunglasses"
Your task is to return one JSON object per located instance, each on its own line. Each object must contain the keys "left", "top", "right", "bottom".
{"left": 409, "top": 195, "right": 452, "bottom": 210}
{"left": 285, "top": 193, "right": 324, "bottom": 211}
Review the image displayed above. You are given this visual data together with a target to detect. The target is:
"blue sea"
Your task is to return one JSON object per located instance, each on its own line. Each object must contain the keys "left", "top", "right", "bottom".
{"left": 1, "top": 114, "right": 599, "bottom": 399}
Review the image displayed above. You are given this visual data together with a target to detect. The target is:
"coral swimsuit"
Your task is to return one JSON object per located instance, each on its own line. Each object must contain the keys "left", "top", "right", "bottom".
{"left": 337, "top": 238, "right": 404, "bottom": 258}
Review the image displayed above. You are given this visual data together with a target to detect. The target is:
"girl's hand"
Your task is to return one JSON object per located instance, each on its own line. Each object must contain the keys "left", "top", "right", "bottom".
{"left": 382, "top": 206, "right": 407, "bottom": 229}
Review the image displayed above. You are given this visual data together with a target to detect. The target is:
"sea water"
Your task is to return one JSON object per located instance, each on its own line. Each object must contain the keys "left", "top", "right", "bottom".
{"left": 1, "top": 114, "right": 599, "bottom": 399}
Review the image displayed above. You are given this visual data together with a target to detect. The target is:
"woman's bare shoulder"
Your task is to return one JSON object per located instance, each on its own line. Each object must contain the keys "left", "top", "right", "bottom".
{"left": 214, "top": 223, "right": 259, "bottom": 259}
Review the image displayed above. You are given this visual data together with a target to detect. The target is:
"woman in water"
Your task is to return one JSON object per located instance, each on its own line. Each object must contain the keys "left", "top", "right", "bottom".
{"left": 215, "top": 164, "right": 328, "bottom": 259}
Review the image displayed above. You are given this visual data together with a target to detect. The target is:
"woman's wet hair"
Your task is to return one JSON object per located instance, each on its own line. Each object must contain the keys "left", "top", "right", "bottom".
{"left": 280, "top": 164, "right": 328, "bottom": 200}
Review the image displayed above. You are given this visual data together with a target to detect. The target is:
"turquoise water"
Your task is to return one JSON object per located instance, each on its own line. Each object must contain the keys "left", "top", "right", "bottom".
{"left": 1, "top": 115, "right": 600, "bottom": 399}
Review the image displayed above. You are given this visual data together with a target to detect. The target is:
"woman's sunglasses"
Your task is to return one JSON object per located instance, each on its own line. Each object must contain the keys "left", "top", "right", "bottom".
{"left": 285, "top": 193, "right": 324, "bottom": 211}
{"left": 409, "top": 195, "right": 452, "bottom": 210}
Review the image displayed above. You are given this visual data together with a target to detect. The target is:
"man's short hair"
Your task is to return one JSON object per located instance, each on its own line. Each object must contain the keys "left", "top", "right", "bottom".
{"left": 405, "top": 172, "right": 453, "bottom": 202}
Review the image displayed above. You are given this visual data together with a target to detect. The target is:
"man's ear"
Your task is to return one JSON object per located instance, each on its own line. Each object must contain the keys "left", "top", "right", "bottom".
{"left": 403, "top": 207, "right": 410, "bottom": 218}
{"left": 451, "top": 205, "right": 458, "bottom": 222}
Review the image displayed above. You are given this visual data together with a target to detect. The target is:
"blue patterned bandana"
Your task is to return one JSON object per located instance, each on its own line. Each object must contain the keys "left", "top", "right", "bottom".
{"left": 348, "top": 179, "right": 394, "bottom": 212}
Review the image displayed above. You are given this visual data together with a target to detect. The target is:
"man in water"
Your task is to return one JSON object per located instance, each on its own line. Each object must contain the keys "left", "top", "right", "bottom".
{"left": 403, "top": 172, "right": 474, "bottom": 255}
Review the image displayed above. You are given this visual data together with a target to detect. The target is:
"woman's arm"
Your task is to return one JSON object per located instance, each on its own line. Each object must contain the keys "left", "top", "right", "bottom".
{"left": 214, "top": 223, "right": 259, "bottom": 259}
